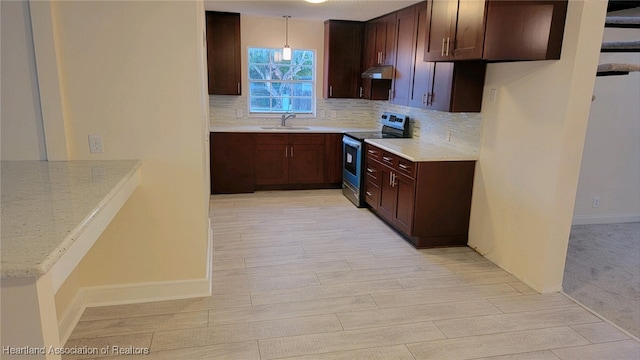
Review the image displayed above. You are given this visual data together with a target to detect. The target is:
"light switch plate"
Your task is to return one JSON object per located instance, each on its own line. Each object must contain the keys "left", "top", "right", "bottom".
{"left": 88, "top": 134, "right": 103, "bottom": 153}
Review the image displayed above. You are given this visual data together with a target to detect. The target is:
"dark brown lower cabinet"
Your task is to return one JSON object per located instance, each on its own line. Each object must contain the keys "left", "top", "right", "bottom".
{"left": 253, "top": 133, "right": 341, "bottom": 190}
{"left": 365, "top": 143, "right": 475, "bottom": 248}
{"left": 210, "top": 132, "right": 255, "bottom": 194}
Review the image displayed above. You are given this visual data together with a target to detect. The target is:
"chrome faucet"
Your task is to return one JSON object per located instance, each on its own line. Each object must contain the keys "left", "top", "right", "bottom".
{"left": 281, "top": 112, "right": 296, "bottom": 127}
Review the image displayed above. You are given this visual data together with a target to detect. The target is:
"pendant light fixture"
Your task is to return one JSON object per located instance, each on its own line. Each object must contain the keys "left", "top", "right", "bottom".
{"left": 282, "top": 15, "right": 292, "bottom": 61}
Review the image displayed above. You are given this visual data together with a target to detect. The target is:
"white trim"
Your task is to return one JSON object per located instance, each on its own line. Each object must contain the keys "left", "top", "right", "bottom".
{"left": 58, "top": 290, "right": 86, "bottom": 344}
{"left": 49, "top": 168, "right": 141, "bottom": 292}
{"left": 562, "top": 291, "right": 640, "bottom": 342}
{"left": 572, "top": 213, "right": 640, "bottom": 225}
{"left": 81, "top": 277, "right": 211, "bottom": 308}
{"left": 57, "top": 276, "right": 211, "bottom": 344}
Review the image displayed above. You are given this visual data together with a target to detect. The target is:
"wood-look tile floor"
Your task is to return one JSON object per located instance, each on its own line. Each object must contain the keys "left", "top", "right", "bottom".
{"left": 65, "top": 190, "right": 640, "bottom": 359}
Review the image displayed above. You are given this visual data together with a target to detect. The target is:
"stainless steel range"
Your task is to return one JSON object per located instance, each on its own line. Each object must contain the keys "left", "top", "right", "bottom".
{"left": 342, "top": 112, "right": 411, "bottom": 207}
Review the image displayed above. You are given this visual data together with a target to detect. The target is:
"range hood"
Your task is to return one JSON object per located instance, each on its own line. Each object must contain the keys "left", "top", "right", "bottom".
{"left": 361, "top": 65, "right": 393, "bottom": 80}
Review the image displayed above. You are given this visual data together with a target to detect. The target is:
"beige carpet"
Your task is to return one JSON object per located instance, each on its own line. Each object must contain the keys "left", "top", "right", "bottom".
{"left": 563, "top": 222, "right": 640, "bottom": 338}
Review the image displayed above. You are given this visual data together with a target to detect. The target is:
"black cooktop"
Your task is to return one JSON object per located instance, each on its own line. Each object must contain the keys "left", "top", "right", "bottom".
{"left": 344, "top": 112, "right": 411, "bottom": 141}
{"left": 344, "top": 131, "right": 405, "bottom": 140}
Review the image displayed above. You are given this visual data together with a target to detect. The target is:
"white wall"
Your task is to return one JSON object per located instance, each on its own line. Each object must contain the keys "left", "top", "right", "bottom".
{"left": 17, "top": 0, "right": 212, "bottom": 320}
{"left": 572, "top": 8, "right": 640, "bottom": 225}
{"left": 0, "top": 0, "right": 47, "bottom": 160}
{"left": 468, "top": 0, "right": 608, "bottom": 293}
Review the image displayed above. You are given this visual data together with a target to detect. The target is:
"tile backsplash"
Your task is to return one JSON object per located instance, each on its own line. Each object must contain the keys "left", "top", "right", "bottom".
{"left": 210, "top": 95, "right": 482, "bottom": 156}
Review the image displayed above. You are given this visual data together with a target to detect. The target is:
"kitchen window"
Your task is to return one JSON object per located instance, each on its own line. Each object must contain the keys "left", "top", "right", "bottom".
{"left": 248, "top": 48, "right": 315, "bottom": 115}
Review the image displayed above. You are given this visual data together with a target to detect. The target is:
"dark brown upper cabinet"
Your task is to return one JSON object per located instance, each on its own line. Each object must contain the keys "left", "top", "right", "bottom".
{"left": 361, "top": 13, "right": 397, "bottom": 100}
{"left": 424, "top": 0, "right": 568, "bottom": 62}
{"left": 323, "top": 20, "right": 364, "bottom": 99}
{"left": 206, "top": 11, "right": 241, "bottom": 95}
{"left": 395, "top": 2, "right": 486, "bottom": 112}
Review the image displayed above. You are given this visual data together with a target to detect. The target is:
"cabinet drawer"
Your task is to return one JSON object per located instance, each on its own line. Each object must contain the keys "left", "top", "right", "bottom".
{"left": 365, "top": 179, "right": 379, "bottom": 209}
{"left": 381, "top": 151, "right": 396, "bottom": 167}
{"left": 396, "top": 158, "right": 416, "bottom": 178}
{"left": 290, "top": 134, "right": 325, "bottom": 145}
{"left": 366, "top": 145, "right": 381, "bottom": 161}
{"left": 365, "top": 162, "right": 380, "bottom": 181}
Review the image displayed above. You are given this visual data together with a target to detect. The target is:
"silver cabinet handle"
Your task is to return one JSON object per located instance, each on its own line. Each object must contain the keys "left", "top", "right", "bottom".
{"left": 366, "top": 191, "right": 372, "bottom": 196}
{"left": 368, "top": 149, "right": 377, "bottom": 154}
{"left": 237, "top": 82, "right": 241, "bottom": 94}
{"left": 329, "top": 86, "right": 333, "bottom": 97}
{"left": 445, "top": 37, "right": 450, "bottom": 56}
{"left": 291, "top": 146, "right": 294, "bottom": 157}
{"left": 359, "top": 86, "right": 363, "bottom": 98}
{"left": 366, "top": 168, "right": 375, "bottom": 173}
{"left": 383, "top": 156, "right": 393, "bottom": 162}
{"left": 399, "top": 163, "right": 408, "bottom": 169}
{"left": 442, "top": 38, "right": 445, "bottom": 57}
{"left": 285, "top": 147, "right": 288, "bottom": 157}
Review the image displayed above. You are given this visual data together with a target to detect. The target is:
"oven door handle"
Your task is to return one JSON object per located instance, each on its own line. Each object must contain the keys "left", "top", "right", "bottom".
{"left": 342, "top": 136, "right": 362, "bottom": 149}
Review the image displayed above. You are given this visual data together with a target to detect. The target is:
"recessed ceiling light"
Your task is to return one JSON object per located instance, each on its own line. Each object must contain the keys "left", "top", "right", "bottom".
{"left": 305, "top": 0, "right": 327, "bottom": 3}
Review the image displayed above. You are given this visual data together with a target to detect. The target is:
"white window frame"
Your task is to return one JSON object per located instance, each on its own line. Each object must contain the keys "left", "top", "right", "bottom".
{"left": 247, "top": 47, "right": 316, "bottom": 118}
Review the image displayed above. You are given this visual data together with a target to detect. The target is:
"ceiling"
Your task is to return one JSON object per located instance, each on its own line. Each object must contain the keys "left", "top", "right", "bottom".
{"left": 203, "top": 0, "right": 423, "bottom": 21}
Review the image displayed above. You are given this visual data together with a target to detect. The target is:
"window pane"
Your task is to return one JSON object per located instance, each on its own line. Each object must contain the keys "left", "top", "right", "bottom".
{"left": 249, "top": 64, "right": 271, "bottom": 80}
{"left": 292, "top": 66, "right": 313, "bottom": 81}
{"left": 250, "top": 97, "right": 272, "bottom": 112}
{"left": 249, "top": 82, "right": 271, "bottom": 96}
{"left": 250, "top": 49, "right": 270, "bottom": 64}
{"left": 292, "top": 83, "right": 312, "bottom": 97}
{"left": 292, "top": 98, "right": 312, "bottom": 113}
{"left": 248, "top": 47, "right": 315, "bottom": 115}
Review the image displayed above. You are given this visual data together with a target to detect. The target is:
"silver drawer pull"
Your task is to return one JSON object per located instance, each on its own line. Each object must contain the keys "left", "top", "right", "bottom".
{"left": 366, "top": 168, "right": 375, "bottom": 173}
{"left": 398, "top": 163, "right": 408, "bottom": 169}
{"left": 366, "top": 191, "right": 372, "bottom": 196}
{"left": 383, "top": 156, "right": 393, "bottom": 162}
{"left": 368, "top": 150, "right": 376, "bottom": 154}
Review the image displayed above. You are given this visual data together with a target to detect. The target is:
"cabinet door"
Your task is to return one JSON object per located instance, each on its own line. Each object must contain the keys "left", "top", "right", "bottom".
{"left": 254, "top": 144, "right": 288, "bottom": 185}
{"left": 254, "top": 134, "right": 288, "bottom": 185}
{"left": 206, "top": 12, "right": 241, "bottom": 95}
{"left": 377, "top": 166, "right": 396, "bottom": 222}
{"left": 483, "top": 0, "right": 567, "bottom": 61}
{"left": 288, "top": 144, "right": 325, "bottom": 184}
{"left": 393, "top": 172, "right": 415, "bottom": 236}
{"left": 324, "top": 21, "right": 364, "bottom": 98}
{"left": 325, "top": 134, "right": 343, "bottom": 184}
{"left": 390, "top": 6, "right": 417, "bottom": 106}
{"left": 452, "top": 0, "right": 486, "bottom": 60}
{"left": 382, "top": 13, "right": 397, "bottom": 66}
{"left": 409, "top": 2, "right": 434, "bottom": 108}
{"left": 210, "top": 133, "right": 255, "bottom": 194}
{"left": 428, "top": 62, "right": 454, "bottom": 111}
{"left": 424, "top": 0, "right": 456, "bottom": 61}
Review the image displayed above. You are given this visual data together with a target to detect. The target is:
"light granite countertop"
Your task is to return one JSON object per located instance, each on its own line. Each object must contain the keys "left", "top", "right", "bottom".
{"left": 366, "top": 138, "right": 479, "bottom": 161}
{"left": 1, "top": 160, "right": 141, "bottom": 278}
{"left": 210, "top": 125, "right": 379, "bottom": 133}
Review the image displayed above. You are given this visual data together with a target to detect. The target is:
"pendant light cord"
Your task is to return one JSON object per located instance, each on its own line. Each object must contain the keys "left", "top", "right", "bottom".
{"left": 284, "top": 16, "right": 290, "bottom": 46}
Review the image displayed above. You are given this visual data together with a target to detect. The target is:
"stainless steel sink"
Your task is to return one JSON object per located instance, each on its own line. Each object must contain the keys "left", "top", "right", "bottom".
{"left": 260, "top": 126, "right": 310, "bottom": 130}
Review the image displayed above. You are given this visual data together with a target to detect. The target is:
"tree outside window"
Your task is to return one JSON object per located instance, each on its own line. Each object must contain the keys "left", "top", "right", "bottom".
{"left": 248, "top": 48, "right": 314, "bottom": 114}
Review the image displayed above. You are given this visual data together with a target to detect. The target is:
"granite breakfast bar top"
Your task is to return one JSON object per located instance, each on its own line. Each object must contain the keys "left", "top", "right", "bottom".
{"left": 1, "top": 160, "right": 141, "bottom": 281}
{"left": 365, "top": 138, "right": 479, "bottom": 161}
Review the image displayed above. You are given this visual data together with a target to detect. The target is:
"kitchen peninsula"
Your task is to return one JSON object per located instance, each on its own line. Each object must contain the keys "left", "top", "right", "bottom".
{"left": 1, "top": 160, "right": 141, "bottom": 358}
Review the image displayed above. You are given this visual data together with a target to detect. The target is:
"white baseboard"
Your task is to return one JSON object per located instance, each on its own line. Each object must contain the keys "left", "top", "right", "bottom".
{"left": 58, "top": 290, "right": 87, "bottom": 345}
{"left": 572, "top": 213, "right": 640, "bottom": 225}
{"left": 58, "top": 227, "right": 214, "bottom": 345}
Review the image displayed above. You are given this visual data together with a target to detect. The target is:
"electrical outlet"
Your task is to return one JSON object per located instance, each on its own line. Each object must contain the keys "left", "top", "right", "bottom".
{"left": 446, "top": 130, "right": 452, "bottom": 142}
{"left": 489, "top": 88, "right": 497, "bottom": 102}
{"left": 88, "top": 134, "right": 103, "bottom": 154}
{"left": 592, "top": 196, "right": 600, "bottom": 208}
